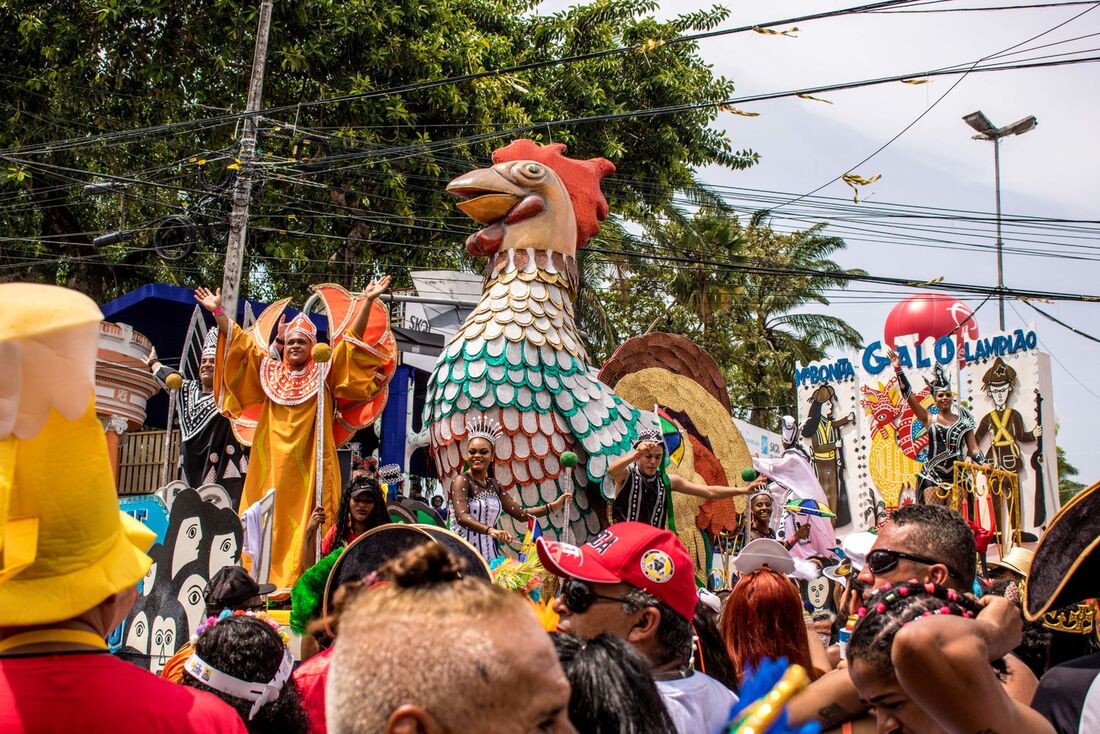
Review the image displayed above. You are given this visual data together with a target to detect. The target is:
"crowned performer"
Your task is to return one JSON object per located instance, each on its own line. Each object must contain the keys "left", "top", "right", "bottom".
{"left": 449, "top": 418, "right": 571, "bottom": 561}
{"left": 889, "top": 350, "right": 983, "bottom": 504}
{"left": 144, "top": 328, "right": 249, "bottom": 509}
{"left": 196, "top": 279, "right": 395, "bottom": 588}
{"left": 607, "top": 429, "right": 751, "bottom": 529}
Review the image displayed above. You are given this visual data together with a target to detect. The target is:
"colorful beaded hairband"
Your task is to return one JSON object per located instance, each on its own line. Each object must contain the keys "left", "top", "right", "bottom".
{"left": 193, "top": 609, "right": 289, "bottom": 647}
{"left": 856, "top": 581, "right": 974, "bottom": 621}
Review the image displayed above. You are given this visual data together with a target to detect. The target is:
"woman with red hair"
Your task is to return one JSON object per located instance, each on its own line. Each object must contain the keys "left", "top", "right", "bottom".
{"left": 721, "top": 568, "right": 819, "bottom": 686}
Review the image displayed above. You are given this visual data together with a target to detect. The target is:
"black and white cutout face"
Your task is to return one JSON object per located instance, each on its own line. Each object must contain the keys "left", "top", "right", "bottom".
{"left": 208, "top": 532, "right": 238, "bottom": 577}
{"left": 140, "top": 561, "right": 157, "bottom": 597}
{"left": 176, "top": 573, "right": 207, "bottom": 638}
{"left": 150, "top": 615, "right": 179, "bottom": 675}
{"left": 125, "top": 610, "right": 150, "bottom": 655}
{"left": 172, "top": 517, "right": 202, "bottom": 577}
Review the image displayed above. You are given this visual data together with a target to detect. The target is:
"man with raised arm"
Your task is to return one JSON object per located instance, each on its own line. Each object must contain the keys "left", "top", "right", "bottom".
{"left": 195, "top": 279, "right": 394, "bottom": 587}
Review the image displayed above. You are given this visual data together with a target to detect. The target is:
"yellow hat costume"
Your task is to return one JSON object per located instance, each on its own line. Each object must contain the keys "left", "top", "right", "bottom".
{"left": 0, "top": 283, "right": 155, "bottom": 626}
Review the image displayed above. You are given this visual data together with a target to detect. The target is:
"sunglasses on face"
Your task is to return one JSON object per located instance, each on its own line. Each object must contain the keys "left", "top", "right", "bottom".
{"left": 866, "top": 548, "right": 962, "bottom": 581}
{"left": 558, "top": 578, "right": 629, "bottom": 614}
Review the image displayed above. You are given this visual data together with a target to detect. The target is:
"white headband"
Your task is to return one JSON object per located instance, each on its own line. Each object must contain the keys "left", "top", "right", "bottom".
{"left": 184, "top": 649, "right": 294, "bottom": 720}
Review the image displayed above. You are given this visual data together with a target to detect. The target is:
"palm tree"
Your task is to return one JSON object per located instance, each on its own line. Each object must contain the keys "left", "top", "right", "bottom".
{"left": 729, "top": 215, "right": 865, "bottom": 427}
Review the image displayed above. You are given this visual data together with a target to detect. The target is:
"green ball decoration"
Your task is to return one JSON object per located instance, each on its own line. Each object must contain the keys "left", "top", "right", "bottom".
{"left": 741, "top": 468, "right": 758, "bottom": 482}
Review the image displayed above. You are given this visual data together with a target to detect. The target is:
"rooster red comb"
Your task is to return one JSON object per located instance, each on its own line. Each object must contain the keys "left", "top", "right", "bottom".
{"left": 492, "top": 139, "right": 615, "bottom": 249}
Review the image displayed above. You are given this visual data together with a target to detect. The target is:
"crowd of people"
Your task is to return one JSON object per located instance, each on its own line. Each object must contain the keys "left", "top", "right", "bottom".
{"left": 5, "top": 476, "right": 1099, "bottom": 733}
{"left": 3, "top": 282, "right": 1099, "bottom": 734}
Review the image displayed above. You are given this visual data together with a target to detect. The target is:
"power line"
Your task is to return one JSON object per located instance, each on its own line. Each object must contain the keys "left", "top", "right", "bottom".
{"left": 1008, "top": 300, "right": 1100, "bottom": 401}
{"left": 1024, "top": 301, "right": 1100, "bottom": 343}
{"left": 0, "top": 0, "right": 925, "bottom": 158}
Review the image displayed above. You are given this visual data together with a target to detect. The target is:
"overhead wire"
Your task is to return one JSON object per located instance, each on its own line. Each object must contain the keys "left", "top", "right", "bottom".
{"left": 1008, "top": 300, "right": 1100, "bottom": 401}
{"left": 765, "top": 0, "right": 1100, "bottom": 212}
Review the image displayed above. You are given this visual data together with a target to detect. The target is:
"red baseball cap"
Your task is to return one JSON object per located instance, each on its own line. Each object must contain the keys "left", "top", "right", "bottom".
{"left": 536, "top": 522, "right": 697, "bottom": 621}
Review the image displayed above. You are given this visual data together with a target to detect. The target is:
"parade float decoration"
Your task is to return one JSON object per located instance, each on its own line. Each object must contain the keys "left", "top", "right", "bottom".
{"left": 598, "top": 332, "right": 753, "bottom": 586}
{"left": 424, "top": 140, "right": 644, "bottom": 544}
{"left": 794, "top": 292, "right": 1057, "bottom": 539}
{"left": 117, "top": 488, "right": 244, "bottom": 673}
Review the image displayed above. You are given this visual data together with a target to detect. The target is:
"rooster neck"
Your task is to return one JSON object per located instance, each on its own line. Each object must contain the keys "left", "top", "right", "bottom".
{"left": 480, "top": 247, "right": 579, "bottom": 298}
{"left": 446, "top": 247, "right": 590, "bottom": 366}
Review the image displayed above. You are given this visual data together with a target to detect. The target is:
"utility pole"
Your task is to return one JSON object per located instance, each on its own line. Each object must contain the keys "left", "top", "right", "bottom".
{"left": 221, "top": 0, "right": 274, "bottom": 321}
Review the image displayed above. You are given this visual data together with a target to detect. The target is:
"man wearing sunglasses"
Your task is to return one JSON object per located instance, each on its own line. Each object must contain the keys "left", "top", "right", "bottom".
{"left": 789, "top": 504, "right": 1036, "bottom": 731}
{"left": 537, "top": 522, "right": 737, "bottom": 734}
{"left": 855, "top": 504, "right": 976, "bottom": 592}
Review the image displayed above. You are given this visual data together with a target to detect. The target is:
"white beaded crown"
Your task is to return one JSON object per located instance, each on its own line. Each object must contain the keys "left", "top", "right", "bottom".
{"left": 201, "top": 326, "right": 219, "bottom": 357}
{"left": 465, "top": 416, "right": 504, "bottom": 444}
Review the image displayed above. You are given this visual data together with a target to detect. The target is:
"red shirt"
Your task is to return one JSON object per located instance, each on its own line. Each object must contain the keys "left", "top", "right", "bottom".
{"left": 320, "top": 525, "right": 362, "bottom": 556}
{"left": 0, "top": 653, "right": 248, "bottom": 734}
{"left": 292, "top": 646, "right": 333, "bottom": 734}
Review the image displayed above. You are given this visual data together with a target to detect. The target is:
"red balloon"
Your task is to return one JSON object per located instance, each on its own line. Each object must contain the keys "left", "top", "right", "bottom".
{"left": 884, "top": 293, "right": 979, "bottom": 348}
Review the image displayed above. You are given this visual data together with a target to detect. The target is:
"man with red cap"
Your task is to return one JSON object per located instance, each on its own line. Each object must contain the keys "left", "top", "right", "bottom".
{"left": 537, "top": 522, "right": 737, "bottom": 734}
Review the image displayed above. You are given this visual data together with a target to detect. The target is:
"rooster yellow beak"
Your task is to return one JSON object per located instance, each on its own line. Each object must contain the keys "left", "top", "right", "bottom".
{"left": 447, "top": 167, "right": 527, "bottom": 225}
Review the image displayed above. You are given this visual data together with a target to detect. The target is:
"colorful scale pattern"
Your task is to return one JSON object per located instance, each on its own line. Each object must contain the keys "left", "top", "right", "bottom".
{"left": 425, "top": 247, "right": 641, "bottom": 541}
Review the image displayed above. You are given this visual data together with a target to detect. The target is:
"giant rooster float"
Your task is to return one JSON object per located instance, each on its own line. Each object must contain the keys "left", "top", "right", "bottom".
{"left": 424, "top": 140, "right": 644, "bottom": 542}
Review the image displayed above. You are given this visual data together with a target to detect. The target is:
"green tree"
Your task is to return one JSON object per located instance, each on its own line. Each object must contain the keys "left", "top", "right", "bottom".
{"left": 0, "top": 0, "right": 756, "bottom": 302}
{"left": 601, "top": 210, "right": 864, "bottom": 430}
{"left": 1058, "top": 444, "right": 1086, "bottom": 505}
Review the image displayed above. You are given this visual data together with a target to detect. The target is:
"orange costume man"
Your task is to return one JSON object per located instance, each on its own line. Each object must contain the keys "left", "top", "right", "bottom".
{"left": 196, "top": 280, "right": 396, "bottom": 587}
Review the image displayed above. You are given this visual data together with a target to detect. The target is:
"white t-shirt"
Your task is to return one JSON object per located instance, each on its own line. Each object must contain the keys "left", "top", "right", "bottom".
{"left": 657, "top": 671, "right": 739, "bottom": 734}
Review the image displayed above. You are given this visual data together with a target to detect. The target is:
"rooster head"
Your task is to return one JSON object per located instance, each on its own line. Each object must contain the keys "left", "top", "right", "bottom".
{"left": 447, "top": 139, "right": 615, "bottom": 258}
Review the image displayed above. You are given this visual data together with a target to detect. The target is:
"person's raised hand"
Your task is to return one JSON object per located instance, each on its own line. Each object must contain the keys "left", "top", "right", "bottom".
{"left": 306, "top": 507, "right": 325, "bottom": 533}
{"left": 142, "top": 347, "right": 158, "bottom": 368}
{"left": 887, "top": 348, "right": 900, "bottom": 369}
{"left": 634, "top": 440, "right": 659, "bottom": 460}
{"left": 363, "top": 275, "right": 391, "bottom": 302}
{"left": 975, "top": 594, "right": 1024, "bottom": 660}
{"left": 194, "top": 287, "right": 222, "bottom": 314}
{"left": 793, "top": 523, "right": 811, "bottom": 542}
{"left": 276, "top": 314, "right": 287, "bottom": 342}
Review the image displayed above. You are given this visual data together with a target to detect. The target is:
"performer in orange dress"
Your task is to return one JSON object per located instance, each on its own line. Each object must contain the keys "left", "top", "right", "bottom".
{"left": 195, "top": 279, "right": 396, "bottom": 587}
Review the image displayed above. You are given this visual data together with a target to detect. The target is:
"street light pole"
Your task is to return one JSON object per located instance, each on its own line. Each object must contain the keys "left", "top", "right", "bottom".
{"left": 962, "top": 111, "right": 1037, "bottom": 332}
{"left": 993, "top": 135, "right": 1004, "bottom": 330}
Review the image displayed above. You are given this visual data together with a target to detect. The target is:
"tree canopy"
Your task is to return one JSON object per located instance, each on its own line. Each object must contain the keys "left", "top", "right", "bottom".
{"left": 0, "top": 0, "right": 757, "bottom": 301}
{"left": 598, "top": 208, "right": 865, "bottom": 430}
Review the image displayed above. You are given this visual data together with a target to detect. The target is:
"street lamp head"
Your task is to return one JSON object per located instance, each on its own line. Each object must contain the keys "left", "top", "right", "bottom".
{"left": 963, "top": 110, "right": 996, "bottom": 136}
{"left": 963, "top": 111, "right": 1037, "bottom": 140}
{"left": 1001, "top": 115, "right": 1037, "bottom": 137}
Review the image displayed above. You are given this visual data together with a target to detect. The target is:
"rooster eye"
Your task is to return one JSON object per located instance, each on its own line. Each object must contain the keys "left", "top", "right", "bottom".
{"left": 521, "top": 163, "right": 543, "bottom": 177}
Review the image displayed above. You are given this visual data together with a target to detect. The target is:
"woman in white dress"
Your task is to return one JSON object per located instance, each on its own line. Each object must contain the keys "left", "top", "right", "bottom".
{"left": 449, "top": 418, "right": 570, "bottom": 561}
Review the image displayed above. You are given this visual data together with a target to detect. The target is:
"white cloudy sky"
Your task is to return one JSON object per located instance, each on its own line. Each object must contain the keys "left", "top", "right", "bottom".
{"left": 541, "top": 0, "right": 1100, "bottom": 479}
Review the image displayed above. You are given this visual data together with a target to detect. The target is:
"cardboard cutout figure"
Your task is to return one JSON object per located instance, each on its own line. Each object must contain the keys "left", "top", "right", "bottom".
{"left": 801, "top": 384, "right": 856, "bottom": 526}
{"left": 118, "top": 489, "right": 243, "bottom": 671}
{"left": 975, "top": 357, "right": 1042, "bottom": 480}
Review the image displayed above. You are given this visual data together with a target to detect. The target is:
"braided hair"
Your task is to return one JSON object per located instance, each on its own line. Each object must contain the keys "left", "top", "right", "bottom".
{"left": 332, "top": 475, "right": 389, "bottom": 549}
{"left": 849, "top": 581, "right": 1007, "bottom": 679}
